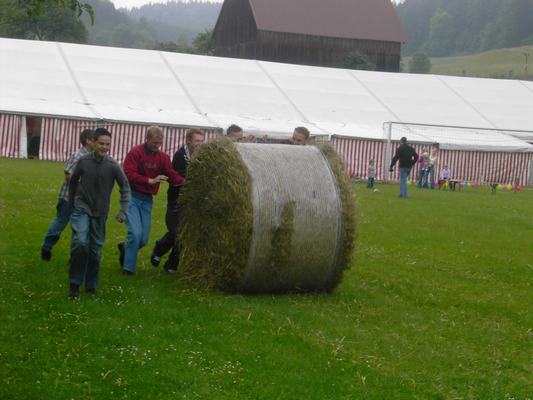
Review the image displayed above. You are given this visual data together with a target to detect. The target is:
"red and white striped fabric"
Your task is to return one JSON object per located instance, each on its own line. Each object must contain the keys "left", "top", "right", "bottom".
{"left": 332, "top": 137, "right": 434, "bottom": 181}
{"left": 0, "top": 114, "right": 22, "bottom": 158}
{"left": 40, "top": 118, "right": 94, "bottom": 162}
{"left": 332, "top": 137, "right": 386, "bottom": 179}
{"left": 332, "top": 136, "right": 532, "bottom": 186}
{"left": 440, "top": 150, "right": 531, "bottom": 186}
{"left": 39, "top": 118, "right": 220, "bottom": 164}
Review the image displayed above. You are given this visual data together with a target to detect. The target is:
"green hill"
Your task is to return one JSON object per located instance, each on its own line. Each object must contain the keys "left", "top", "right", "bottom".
{"left": 427, "top": 45, "right": 533, "bottom": 79}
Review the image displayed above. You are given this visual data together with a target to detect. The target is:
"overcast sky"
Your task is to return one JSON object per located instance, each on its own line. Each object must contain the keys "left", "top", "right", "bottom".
{"left": 111, "top": 0, "right": 402, "bottom": 10}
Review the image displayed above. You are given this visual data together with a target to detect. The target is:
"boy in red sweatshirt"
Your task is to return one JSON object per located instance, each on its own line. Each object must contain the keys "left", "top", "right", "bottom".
{"left": 119, "top": 126, "right": 184, "bottom": 275}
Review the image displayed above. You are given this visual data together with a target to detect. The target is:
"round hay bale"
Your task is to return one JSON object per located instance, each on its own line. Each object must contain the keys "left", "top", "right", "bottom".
{"left": 178, "top": 137, "right": 356, "bottom": 293}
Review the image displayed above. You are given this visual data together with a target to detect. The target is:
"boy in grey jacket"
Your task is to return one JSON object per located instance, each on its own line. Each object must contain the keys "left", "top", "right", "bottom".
{"left": 67, "top": 128, "right": 130, "bottom": 299}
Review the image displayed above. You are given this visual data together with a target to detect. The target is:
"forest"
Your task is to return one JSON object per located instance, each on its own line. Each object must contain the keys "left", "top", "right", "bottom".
{"left": 0, "top": 0, "right": 220, "bottom": 52}
{"left": 397, "top": 0, "right": 533, "bottom": 56}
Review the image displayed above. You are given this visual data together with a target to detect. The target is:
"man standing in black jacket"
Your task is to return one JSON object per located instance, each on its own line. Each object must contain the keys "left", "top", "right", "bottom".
{"left": 389, "top": 137, "right": 418, "bottom": 198}
{"left": 151, "top": 128, "right": 205, "bottom": 273}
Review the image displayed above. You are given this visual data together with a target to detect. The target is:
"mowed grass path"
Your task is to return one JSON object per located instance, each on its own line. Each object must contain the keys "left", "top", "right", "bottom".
{"left": 0, "top": 158, "right": 531, "bottom": 399}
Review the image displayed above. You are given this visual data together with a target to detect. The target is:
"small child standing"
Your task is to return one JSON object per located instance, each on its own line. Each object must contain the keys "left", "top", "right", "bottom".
{"left": 367, "top": 159, "right": 376, "bottom": 188}
{"left": 439, "top": 165, "right": 451, "bottom": 189}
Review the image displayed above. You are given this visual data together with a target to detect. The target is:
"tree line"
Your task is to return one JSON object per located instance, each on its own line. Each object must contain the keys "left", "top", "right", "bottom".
{"left": 0, "top": 0, "right": 219, "bottom": 54}
{"left": 397, "top": 0, "right": 533, "bottom": 57}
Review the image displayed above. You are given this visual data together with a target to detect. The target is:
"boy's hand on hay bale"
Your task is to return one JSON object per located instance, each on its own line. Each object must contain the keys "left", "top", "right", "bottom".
{"left": 149, "top": 175, "right": 168, "bottom": 184}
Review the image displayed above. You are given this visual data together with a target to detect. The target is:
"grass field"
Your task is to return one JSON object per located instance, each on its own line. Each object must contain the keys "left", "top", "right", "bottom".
{"left": 427, "top": 45, "right": 533, "bottom": 79}
{"left": 0, "top": 158, "right": 532, "bottom": 399}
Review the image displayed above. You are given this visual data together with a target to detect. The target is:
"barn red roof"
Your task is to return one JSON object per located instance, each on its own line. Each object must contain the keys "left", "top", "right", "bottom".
{"left": 248, "top": 0, "right": 407, "bottom": 43}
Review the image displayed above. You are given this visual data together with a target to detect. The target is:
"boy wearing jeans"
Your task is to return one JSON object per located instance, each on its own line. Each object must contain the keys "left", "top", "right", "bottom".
{"left": 67, "top": 128, "right": 130, "bottom": 299}
{"left": 41, "top": 129, "right": 94, "bottom": 261}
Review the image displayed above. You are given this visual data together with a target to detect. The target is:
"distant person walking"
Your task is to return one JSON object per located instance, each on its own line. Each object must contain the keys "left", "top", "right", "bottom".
{"left": 367, "top": 159, "right": 376, "bottom": 188}
{"left": 41, "top": 129, "right": 94, "bottom": 262}
{"left": 67, "top": 128, "right": 130, "bottom": 299}
{"left": 389, "top": 137, "right": 418, "bottom": 198}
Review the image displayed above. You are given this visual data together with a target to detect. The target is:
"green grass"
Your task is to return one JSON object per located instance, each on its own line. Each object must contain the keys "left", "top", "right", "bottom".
{"left": 427, "top": 45, "right": 533, "bottom": 79}
{"left": 1, "top": 158, "right": 532, "bottom": 399}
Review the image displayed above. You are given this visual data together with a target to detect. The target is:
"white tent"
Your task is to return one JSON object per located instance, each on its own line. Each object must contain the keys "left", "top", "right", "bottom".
{"left": 1, "top": 38, "right": 532, "bottom": 184}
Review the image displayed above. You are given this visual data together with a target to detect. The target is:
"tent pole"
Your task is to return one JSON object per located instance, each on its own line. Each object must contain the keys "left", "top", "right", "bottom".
{"left": 19, "top": 116, "right": 27, "bottom": 159}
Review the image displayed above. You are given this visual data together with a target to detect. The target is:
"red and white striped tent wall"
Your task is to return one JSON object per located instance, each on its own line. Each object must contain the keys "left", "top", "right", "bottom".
{"left": 0, "top": 113, "right": 22, "bottom": 158}
{"left": 3, "top": 115, "right": 220, "bottom": 164}
{"left": 3, "top": 112, "right": 532, "bottom": 186}
{"left": 332, "top": 136, "right": 533, "bottom": 186}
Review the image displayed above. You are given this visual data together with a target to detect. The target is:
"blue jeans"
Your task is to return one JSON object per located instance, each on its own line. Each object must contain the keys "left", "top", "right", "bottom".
{"left": 69, "top": 208, "right": 107, "bottom": 289}
{"left": 124, "top": 191, "right": 153, "bottom": 272}
{"left": 428, "top": 165, "right": 435, "bottom": 189}
{"left": 400, "top": 168, "right": 411, "bottom": 198}
{"left": 367, "top": 177, "right": 375, "bottom": 188}
{"left": 42, "top": 198, "right": 74, "bottom": 251}
{"left": 417, "top": 168, "right": 425, "bottom": 188}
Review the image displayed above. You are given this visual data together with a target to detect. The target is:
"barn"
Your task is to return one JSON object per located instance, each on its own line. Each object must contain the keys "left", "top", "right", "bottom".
{"left": 1, "top": 37, "right": 533, "bottom": 185}
{"left": 211, "top": 0, "right": 407, "bottom": 72}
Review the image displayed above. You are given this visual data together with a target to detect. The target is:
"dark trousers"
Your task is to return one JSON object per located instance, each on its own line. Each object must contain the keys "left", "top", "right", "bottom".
{"left": 153, "top": 199, "right": 181, "bottom": 270}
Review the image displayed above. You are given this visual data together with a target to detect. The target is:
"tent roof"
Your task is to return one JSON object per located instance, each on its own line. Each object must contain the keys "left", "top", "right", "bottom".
{"left": 1, "top": 38, "right": 533, "bottom": 152}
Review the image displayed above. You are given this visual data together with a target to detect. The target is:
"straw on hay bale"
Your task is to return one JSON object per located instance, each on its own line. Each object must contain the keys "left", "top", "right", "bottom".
{"left": 178, "top": 137, "right": 356, "bottom": 293}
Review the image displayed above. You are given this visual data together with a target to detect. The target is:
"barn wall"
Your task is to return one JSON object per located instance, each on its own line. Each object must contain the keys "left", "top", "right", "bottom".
{"left": 211, "top": 0, "right": 257, "bottom": 51}
{"left": 214, "top": 28, "right": 402, "bottom": 71}
{"left": 257, "top": 31, "right": 401, "bottom": 71}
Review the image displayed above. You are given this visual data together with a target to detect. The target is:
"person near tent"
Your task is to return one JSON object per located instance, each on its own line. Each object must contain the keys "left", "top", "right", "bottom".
{"left": 291, "top": 126, "right": 310, "bottom": 145}
{"left": 67, "top": 128, "right": 130, "bottom": 299}
{"left": 417, "top": 149, "right": 429, "bottom": 188}
{"left": 226, "top": 124, "right": 257, "bottom": 143}
{"left": 367, "top": 159, "right": 376, "bottom": 188}
{"left": 227, "top": 124, "right": 245, "bottom": 142}
{"left": 150, "top": 128, "right": 205, "bottom": 274}
{"left": 118, "top": 126, "right": 185, "bottom": 275}
{"left": 40, "top": 129, "right": 94, "bottom": 262}
{"left": 439, "top": 165, "right": 451, "bottom": 189}
{"left": 389, "top": 137, "right": 418, "bottom": 198}
{"left": 426, "top": 148, "right": 438, "bottom": 189}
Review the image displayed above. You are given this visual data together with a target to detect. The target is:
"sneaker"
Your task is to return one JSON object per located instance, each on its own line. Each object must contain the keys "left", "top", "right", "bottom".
{"left": 150, "top": 253, "right": 161, "bottom": 267}
{"left": 41, "top": 248, "right": 52, "bottom": 262}
{"left": 85, "top": 287, "right": 96, "bottom": 295}
{"left": 68, "top": 283, "right": 80, "bottom": 300}
{"left": 164, "top": 267, "right": 177, "bottom": 274}
{"left": 122, "top": 269, "right": 134, "bottom": 276}
{"left": 118, "top": 242, "right": 125, "bottom": 267}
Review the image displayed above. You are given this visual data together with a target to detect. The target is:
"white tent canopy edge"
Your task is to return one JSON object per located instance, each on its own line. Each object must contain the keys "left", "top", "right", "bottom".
{"left": 1, "top": 37, "right": 533, "bottom": 152}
